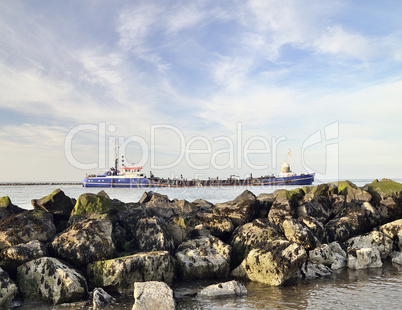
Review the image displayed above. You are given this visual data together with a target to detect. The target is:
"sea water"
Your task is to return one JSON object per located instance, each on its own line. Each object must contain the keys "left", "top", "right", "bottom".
{"left": 1, "top": 179, "right": 402, "bottom": 309}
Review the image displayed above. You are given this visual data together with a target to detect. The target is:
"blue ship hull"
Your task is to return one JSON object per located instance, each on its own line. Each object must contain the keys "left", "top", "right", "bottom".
{"left": 83, "top": 173, "right": 315, "bottom": 188}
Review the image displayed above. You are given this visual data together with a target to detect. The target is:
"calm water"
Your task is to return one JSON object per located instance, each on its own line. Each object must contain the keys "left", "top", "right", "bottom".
{"left": 2, "top": 179, "right": 402, "bottom": 309}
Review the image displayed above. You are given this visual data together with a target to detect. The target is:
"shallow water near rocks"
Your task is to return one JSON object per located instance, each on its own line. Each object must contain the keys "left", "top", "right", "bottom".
{"left": 14, "top": 262, "right": 402, "bottom": 310}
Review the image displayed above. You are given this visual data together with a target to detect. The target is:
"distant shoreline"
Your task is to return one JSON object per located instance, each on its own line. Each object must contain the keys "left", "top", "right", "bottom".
{"left": 0, "top": 182, "right": 82, "bottom": 186}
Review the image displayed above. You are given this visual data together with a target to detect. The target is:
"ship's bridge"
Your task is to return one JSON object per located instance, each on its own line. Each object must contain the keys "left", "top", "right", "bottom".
{"left": 120, "top": 167, "right": 146, "bottom": 178}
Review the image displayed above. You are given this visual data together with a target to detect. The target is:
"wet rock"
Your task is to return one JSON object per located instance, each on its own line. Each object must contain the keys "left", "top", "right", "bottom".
{"left": 298, "top": 262, "right": 332, "bottom": 279}
{"left": 309, "top": 244, "right": 335, "bottom": 266}
{"left": 331, "top": 253, "right": 348, "bottom": 270}
{"left": 345, "top": 231, "right": 393, "bottom": 259}
{"left": 325, "top": 203, "right": 379, "bottom": 243}
{"left": 0, "top": 240, "right": 47, "bottom": 271}
{"left": 69, "top": 192, "right": 128, "bottom": 224}
{"left": 391, "top": 251, "right": 402, "bottom": 265}
{"left": 0, "top": 209, "right": 56, "bottom": 250}
{"left": 231, "top": 239, "right": 307, "bottom": 286}
{"left": 175, "top": 234, "right": 231, "bottom": 279}
{"left": 299, "top": 216, "right": 326, "bottom": 243}
{"left": 213, "top": 190, "right": 258, "bottom": 227}
{"left": 0, "top": 267, "right": 18, "bottom": 310}
{"left": 281, "top": 218, "right": 319, "bottom": 250}
{"left": 296, "top": 197, "right": 331, "bottom": 223}
{"left": 347, "top": 248, "right": 382, "bottom": 269}
{"left": 51, "top": 218, "right": 115, "bottom": 267}
{"left": 196, "top": 280, "right": 248, "bottom": 298}
{"left": 195, "top": 213, "right": 234, "bottom": 242}
{"left": 379, "top": 219, "right": 402, "bottom": 250}
{"left": 0, "top": 196, "right": 24, "bottom": 221}
{"left": 328, "top": 241, "right": 347, "bottom": 258}
{"left": 133, "top": 216, "right": 175, "bottom": 253}
{"left": 17, "top": 257, "right": 87, "bottom": 305}
{"left": 92, "top": 287, "right": 116, "bottom": 309}
{"left": 364, "top": 179, "right": 402, "bottom": 222}
{"left": 87, "top": 251, "right": 175, "bottom": 294}
{"left": 229, "top": 218, "right": 283, "bottom": 268}
{"left": 256, "top": 193, "right": 273, "bottom": 218}
{"left": 132, "top": 281, "right": 175, "bottom": 310}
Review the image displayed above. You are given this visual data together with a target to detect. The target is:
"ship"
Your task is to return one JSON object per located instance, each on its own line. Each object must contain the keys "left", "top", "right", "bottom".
{"left": 83, "top": 150, "right": 315, "bottom": 188}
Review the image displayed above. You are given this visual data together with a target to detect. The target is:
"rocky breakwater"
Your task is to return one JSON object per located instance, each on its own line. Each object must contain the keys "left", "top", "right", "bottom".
{"left": 0, "top": 179, "right": 402, "bottom": 309}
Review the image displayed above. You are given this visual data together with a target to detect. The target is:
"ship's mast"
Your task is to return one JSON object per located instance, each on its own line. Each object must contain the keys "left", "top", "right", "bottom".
{"left": 114, "top": 138, "right": 119, "bottom": 171}
{"left": 288, "top": 148, "right": 292, "bottom": 173}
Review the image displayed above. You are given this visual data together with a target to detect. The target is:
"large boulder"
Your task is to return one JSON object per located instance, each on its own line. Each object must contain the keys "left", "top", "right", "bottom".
{"left": 16, "top": 257, "right": 87, "bottom": 305}
{"left": 0, "top": 196, "right": 24, "bottom": 221}
{"left": 69, "top": 192, "right": 127, "bottom": 224}
{"left": 213, "top": 190, "right": 258, "bottom": 227}
{"left": 347, "top": 248, "right": 382, "bottom": 269}
{"left": 379, "top": 219, "right": 402, "bottom": 250}
{"left": 196, "top": 280, "right": 248, "bottom": 298}
{"left": 309, "top": 244, "right": 335, "bottom": 266}
{"left": 0, "top": 240, "right": 48, "bottom": 271}
{"left": 268, "top": 189, "right": 301, "bottom": 226}
{"left": 87, "top": 251, "right": 175, "bottom": 294}
{"left": 391, "top": 251, "right": 402, "bottom": 265}
{"left": 296, "top": 197, "right": 331, "bottom": 223}
{"left": 175, "top": 234, "right": 231, "bottom": 279}
{"left": 231, "top": 239, "right": 307, "bottom": 286}
{"left": 133, "top": 217, "right": 175, "bottom": 253}
{"left": 229, "top": 218, "right": 283, "bottom": 268}
{"left": 0, "top": 267, "right": 18, "bottom": 310}
{"left": 364, "top": 179, "right": 402, "bottom": 222}
{"left": 132, "top": 281, "right": 175, "bottom": 310}
{"left": 298, "top": 216, "right": 326, "bottom": 243}
{"left": 345, "top": 231, "right": 393, "bottom": 259}
{"left": 0, "top": 209, "right": 56, "bottom": 250}
{"left": 92, "top": 287, "right": 116, "bottom": 309}
{"left": 256, "top": 193, "right": 273, "bottom": 218}
{"left": 51, "top": 218, "right": 115, "bottom": 267}
{"left": 195, "top": 213, "right": 234, "bottom": 242}
{"left": 330, "top": 181, "right": 372, "bottom": 204}
{"left": 281, "top": 218, "right": 319, "bottom": 250}
{"left": 301, "top": 184, "right": 331, "bottom": 203}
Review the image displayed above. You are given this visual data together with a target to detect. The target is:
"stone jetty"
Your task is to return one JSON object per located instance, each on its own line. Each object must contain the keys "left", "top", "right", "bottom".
{"left": 1, "top": 179, "right": 402, "bottom": 309}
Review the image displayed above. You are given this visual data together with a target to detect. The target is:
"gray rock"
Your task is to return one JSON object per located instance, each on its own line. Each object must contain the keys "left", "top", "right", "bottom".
{"left": 298, "top": 262, "right": 332, "bottom": 279}
{"left": 309, "top": 244, "right": 335, "bottom": 266}
{"left": 51, "top": 218, "right": 115, "bottom": 267}
{"left": 0, "top": 196, "right": 24, "bottom": 221}
{"left": 231, "top": 239, "right": 307, "bottom": 286}
{"left": 16, "top": 257, "right": 87, "bottom": 304}
{"left": 92, "top": 287, "right": 116, "bottom": 309}
{"left": 0, "top": 209, "right": 56, "bottom": 250}
{"left": 0, "top": 267, "right": 18, "bottom": 310}
{"left": 0, "top": 240, "right": 47, "bottom": 270}
{"left": 229, "top": 218, "right": 283, "bottom": 267}
{"left": 299, "top": 216, "right": 326, "bottom": 243}
{"left": 31, "top": 188, "right": 74, "bottom": 216}
{"left": 281, "top": 217, "right": 319, "bottom": 250}
{"left": 175, "top": 235, "right": 231, "bottom": 279}
{"left": 132, "top": 281, "right": 175, "bottom": 310}
{"left": 195, "top": 213, "right": 234, "bottom": 241}
{"left": 328, "top": 241, "right": 347, "bottom": 258}
{"left": 329, "top": 181, "right": 372, "bottom": 204}
{"left": 347, "top": 248, "right": 382, "bottom": 269}
{"left": 391, "top": 251, "right": 402, "bottom": 265}
{"left": 196, "top": 280, "right": 248, "bottom": 298}
{"left": 331, "top": 253, "right": 348, "bottom": 270}
{"left": 133, "top": 216, "right": 175, "bottom": 253}
{"left": 345, "top": 231, "right": 393, "bottom": 259}
{"left": 297, "top": 197, "right": 331, "bottom": 223}
{"left": 87, "top": 251, "right": 175, "bottom": 294}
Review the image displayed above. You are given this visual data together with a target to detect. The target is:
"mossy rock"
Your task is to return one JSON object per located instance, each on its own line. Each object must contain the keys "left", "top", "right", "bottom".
{"left": 273, "top": 188, "right": 304, "bottom": 204}
{"left": 364, "top": 179, "right": 402, "bottom": 198}
{"left": 0, "top": 196, "right": 13, "bottom": 208}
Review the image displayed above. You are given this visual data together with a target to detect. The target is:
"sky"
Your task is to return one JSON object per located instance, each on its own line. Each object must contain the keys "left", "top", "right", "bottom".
{"left": 1, "top": 0, "right": 402, "bottom": 182}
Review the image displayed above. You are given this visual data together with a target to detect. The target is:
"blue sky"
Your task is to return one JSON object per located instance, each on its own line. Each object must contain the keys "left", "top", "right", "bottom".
{"left": 1, "top": 0, "right": 402, "bottom": 182}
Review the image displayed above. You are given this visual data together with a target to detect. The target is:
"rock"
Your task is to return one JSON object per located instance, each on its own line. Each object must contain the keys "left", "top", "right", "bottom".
{"left": 309, "top": 244, "right": 335, "bottom": 266}
{"left": 195, "top": 213, "right": 234, "bottom": 242}
{"left": 229, "top": 218, "right": 283, "bottom": 268}
{"left": 298, "top": 262, "right": 332, "bottom": 279}
{"left": 328, "top": 241, "right": 347, "bottom": 257}
{"left": 175, "top": 234, "right": 231, "bottom": 279}
{"left": 0, "top": 209, "right": 56, "bottom": 250}
{"left": 165, "top": 216, "right": 193, "bottom": 247}
{"left": 268, "top": 189, "right": 300, "bottom": 226}
{"left": 0, "top": 240, "right": 48, "bottom": 271}
{"left": 345, "top": 231, "right": 393, "bottom": 259}
{"left": 231, "top": 239, "right": 307, "bottom": 286}
{"left": 379, "top": 219, "right": 402, "bottom": 250}
{"left": 281, "top": 218, "right": 319, "bottom": 250}
{"left": 87, "top": 251, "right": 175, "bottom": 294}
{"left": 0, "top": 267, "right": 18, "bottom": 310}
{"left": 196, "top": 280, "right": 248, "bottom": 298}
{"left": 213, "top": 190, "right": 258, "bottom": 227}
{"left": 364, "top": 179, "right": 402, "bottom": 222}
{"left": 301, "top": 184, "right": 331, "bottom": 202}
{"left": 296, "top": 197, "right": 331, "bottom": 223}
{"left": 0, "top": 196, "right": 24, "bottom": 221}
{"left": 31, "top": 188, "right": 74, "bottom": 216}
{"left": 347, "top": 248, "right": 382, "bottom": 269}
{"left": 132, "top": 281, "right": 175, "bottom": 310}
{"left": 299, "top": 216, "right": 326, "bottom": 243}
{"left": 331, "top": 253, "right": 348, "bottom": 270}
{"left": 17, "top": 257, "right": 87, "bottom": 304}
{"left": 133, "top": 217, "right": 175, "bottom": 253}
{"left": 330, "top": 181, "right": 372, "bottom": 204}
{"left": 92, "top": 287, "right": 116, "bottom": 309}
{"left": 192, "top": 199, "right": 214, "bottom": 213}
{"left": 69, "top": 192, "right": 127, "bottom": 224}
{"left": 391, "top": 251, "right": 402, "bottom": 265}
{"left": 256, "top": 193, "right": 273, "bottom": 218}
{"left": 51, "top": 218, "right": 115, "bottom": 267}
{"left": 325, "top": 203, "right": 379, "bottom": 243}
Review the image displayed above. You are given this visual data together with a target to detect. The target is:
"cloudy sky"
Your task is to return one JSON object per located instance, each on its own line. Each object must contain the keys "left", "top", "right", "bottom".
{"left": 1, "top": 0, "right": 402, "bottom": 182}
